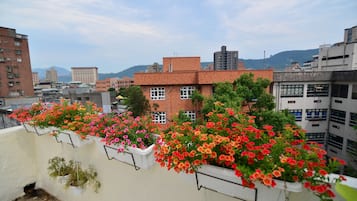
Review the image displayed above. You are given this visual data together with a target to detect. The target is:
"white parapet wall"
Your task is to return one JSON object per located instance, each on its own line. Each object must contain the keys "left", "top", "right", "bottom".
{"left": 0, "top": 126, "right": 355, "bottom": 201}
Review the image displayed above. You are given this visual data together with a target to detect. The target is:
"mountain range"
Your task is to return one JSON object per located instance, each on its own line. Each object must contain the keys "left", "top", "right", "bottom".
{"left": 32, "top": 48, "right": 318, "bottom": 82}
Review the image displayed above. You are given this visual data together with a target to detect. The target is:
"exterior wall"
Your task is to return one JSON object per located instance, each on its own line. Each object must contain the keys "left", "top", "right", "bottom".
{"left": 0, "top": 127, "right": 354, "bottom": 201}
{"left": 0, "top": 27, "right": 34, "bottom": 97}
{"left": 273, "top": 71, "right": 357, "bottom": 169}
{"left": 142, "top": 85, "right": 195, "bottom": 122}
{"left": 162, "top": 57, "right": 201, "bottom": 72}
{"left": 0, "top": 127, "right": 37, "bottom": 201}
{"left": 71, "top": 67, "right": 98, "bottom": 84}
{"left": 32, "top": 72, "right": 39, "bottom": 86}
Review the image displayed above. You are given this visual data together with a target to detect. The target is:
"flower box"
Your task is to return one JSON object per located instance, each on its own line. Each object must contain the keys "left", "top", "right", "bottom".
{"left": 103, "top": 143, "right": 155, "bottom": 170}
{"left": 196, "top": 165, "right": 302, "bottom": 201}
{"left": 54, "top": 130, "right": 92, "bottom": 148}
{"left": 23, "top": 122, "right": 56, "bottom": 136}
{"left": 23, "top": 122, "right": 36, "bottom": 133}
{"left": 88, "top": 136, "right": 106, "bottom": 154}
{"left": 34, "top": 126, "right": 57, "bottom": 136}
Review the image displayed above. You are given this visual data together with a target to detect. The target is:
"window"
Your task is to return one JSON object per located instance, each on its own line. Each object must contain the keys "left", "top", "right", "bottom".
{"left": 330, "top": 109, "right": 346, "bottom": 124}
{"left": 305, "top": 109, "right": 328, "bottom": 120}
{"left": 17, "top": 58, "right": 22, "bottom": 62}
{"left": 14, "top": 41, "right": 20, "bottom": 46}
{"left": 152, "top": 112, "right": 166, "bottom": 124}
{"left": 352, "top": 84, "right": 357, "bottom": 99}
{"left": 150, "top": 87, "right": 165, "bottom": 100}
{"left": 280, "top": 84, "right": 304, "bottom": 97}
{"left": 180, "top": 86, "right": 195, "bottom": 99}
{"left": 331, "top": 84, "right": 348, "bottom": 98}
{"left": 15, "top": 50, "right": 21, "bottom": 55}
{"left": 350, "top": 112, "right": 357, "bottom": 127}
{"left": 347, "top": 139, "right": 357, "bottom": 156}
{"left": 327, "top": 133, "right": 343, "bottom": 150}
{"left": 184, "top": 111, "right": 196, "bottom": 122}
{"left": 287, "top": 100, "right": 296, "bottom": 104}
{"left": 288, "top": 109, "right": 302, "bottom": 121}
{"left": 307, "top": 84, "right": 329, "bottom": 97}
{"left": 306, "top": 132, "right": 325, "bottom": 144}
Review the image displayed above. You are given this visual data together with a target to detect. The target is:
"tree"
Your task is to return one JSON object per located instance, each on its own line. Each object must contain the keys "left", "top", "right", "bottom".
{"left": 123, "top": 86, "right": 150, "bottom": 117}
{"left": 201, "top": 73, "right": 296, "bottom": 132}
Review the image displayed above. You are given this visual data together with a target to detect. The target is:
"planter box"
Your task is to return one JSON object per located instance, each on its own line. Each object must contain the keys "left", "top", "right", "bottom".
{"left": 88, "top": 136, "right": 106, "bottom": 154}
{"left": 57, "top": 175, "right": 70, "bottom": 185}
{"left": 54, "top": 130, "right": 92, "bottom": 148}
{"left": 196, "top": 165, "right": 302, "bottom": 201}
{"left": 23, "top": 123, "right": 56, "bottom": 136}
{"left": 103, "top": 143, "right": 155, "bottom": 170}
{"left": 34, "top": 126, "right": 57, "bottom": 136}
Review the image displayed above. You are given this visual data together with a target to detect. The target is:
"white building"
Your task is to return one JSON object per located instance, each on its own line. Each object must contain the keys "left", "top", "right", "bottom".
{"left": 273, "top": 71, "right": 357, "bottom": 170}
{"left": 272, "top": 25, "right": 357, "bottom": 172}
{"left": 308, "top": 26, "right": 357, "bottom": 71}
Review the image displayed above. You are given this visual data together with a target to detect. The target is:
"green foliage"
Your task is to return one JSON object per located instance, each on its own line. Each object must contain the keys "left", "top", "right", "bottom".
{"left": 48, "top": 157, "right": 100, "bottom": 193}
{"left": 252, "top": 110, "right": 296, "bottom": 132}
{"left": 202, "top": 82, "right": 242, "bottom": 115}
{"left": 173, "top": 110, "right": 193, "bottom": 124}
{"left": 200, "top": 73, "right": 297, "bottom": 132}
{"left": 65, "top": 163, "right": 101, "bottom": 193}
{"left": 123, "top": 86, "right": 150, "bottom": 117}
{"left": 48, "top": 157, "right": 73, "bottom": 178}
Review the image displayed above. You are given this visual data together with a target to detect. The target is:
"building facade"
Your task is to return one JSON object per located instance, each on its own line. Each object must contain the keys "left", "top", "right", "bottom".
{"left": 71, "top": 67, "right": 98, "bottom": 84}
{"left": 272, "top": 71, "right": 357, "bottom": 170}
{"left": 0, "top": 27, "right": 34, "bottom": 97}
{"left": 134, "top": 56, "right": 273, "bottom": 124}
{"left": 45, "top": 67, "right": 58, "bottom": 82}
{"left": 214, "top": 46, "right": 239, "bottom": 70}
{"left": 32, "top": 72, "right": 39, "bottom": 86}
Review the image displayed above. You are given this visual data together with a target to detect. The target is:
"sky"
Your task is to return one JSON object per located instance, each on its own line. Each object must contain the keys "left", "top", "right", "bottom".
{"left": 1, "top": 0, "right": 356, "bottom": 73}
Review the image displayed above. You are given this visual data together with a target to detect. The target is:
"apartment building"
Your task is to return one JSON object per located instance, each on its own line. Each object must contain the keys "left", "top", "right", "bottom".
{"left": 71, "top": 67, "right": 98, "bottom": 84}
{"left": 45, "top": 67, "right": 58, "bottom": 82}
{"left": 32, "top": 72, "right": 39, "bottom": 86}
{"left": 214, "top": 45, "right": 239, "bottom": 70}
{"left": 0, "top": 27, "right": 34, "bottom": 97}
{"left": 96, "top": 78, "right": 119, "bottom": 92}
{"left": 134, "top": 56, "right": 273, "bottom": 124}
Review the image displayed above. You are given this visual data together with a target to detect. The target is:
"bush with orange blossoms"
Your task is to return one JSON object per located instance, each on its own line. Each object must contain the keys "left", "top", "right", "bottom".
{"left": 8, "top": 102, "right": 47, "bottom": 123}
{"left": 31, "top": 100, "right": 102, "bottom": 136}
{"left": 155, "top": 103, "right": 346, "bottom": 201}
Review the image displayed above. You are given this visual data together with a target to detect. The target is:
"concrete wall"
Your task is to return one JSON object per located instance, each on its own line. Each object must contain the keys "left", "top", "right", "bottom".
{"left": 0, "top": 126, "right": 354, "bottom": 201}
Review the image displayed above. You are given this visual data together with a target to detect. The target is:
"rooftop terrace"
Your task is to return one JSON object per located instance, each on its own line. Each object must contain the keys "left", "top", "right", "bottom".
{"left": 1, "top": 126, "right": 356, "bottom": 201}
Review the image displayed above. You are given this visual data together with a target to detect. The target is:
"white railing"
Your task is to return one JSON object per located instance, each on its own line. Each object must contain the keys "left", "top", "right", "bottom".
{"left": 0, "top": 126, "right": 356, "bottom": 201}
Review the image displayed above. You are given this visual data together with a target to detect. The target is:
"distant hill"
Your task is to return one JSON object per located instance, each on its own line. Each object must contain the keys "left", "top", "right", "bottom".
{"left": 241, "top": 49, "right": 318, "bottom": 70}
{"left": 98, "top": 65, "right": 147, "bottom": 80}
{"left": 32, "top": 49, "right": 318, "bottom": 82}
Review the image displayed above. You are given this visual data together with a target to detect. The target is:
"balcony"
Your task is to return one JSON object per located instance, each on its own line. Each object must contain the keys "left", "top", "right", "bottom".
{"left": 1, "top": 126, "right": 356, "bottom": 201}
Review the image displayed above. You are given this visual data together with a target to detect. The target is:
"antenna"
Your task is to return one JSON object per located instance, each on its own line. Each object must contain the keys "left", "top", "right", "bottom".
{"left": 263, "top": 50, "right": 266, "bottom": 68}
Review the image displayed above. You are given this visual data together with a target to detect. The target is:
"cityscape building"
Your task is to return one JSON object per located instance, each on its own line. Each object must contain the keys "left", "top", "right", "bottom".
{"left": 213, "top": 45, "right": 239, "bottom": 70}
{"left": 0, "top": 26, "right": 34, "bottom": 97}
{"left": 71, "top": 67, "right": 98, "bottom": 84}
{"left": 45, "top": 67, "right": 58, "bottom": 82}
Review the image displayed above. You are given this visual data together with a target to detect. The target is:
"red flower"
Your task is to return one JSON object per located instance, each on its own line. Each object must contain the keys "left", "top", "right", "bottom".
{"left": 206, "top": 122, "right": 215, "bottom": 129}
